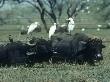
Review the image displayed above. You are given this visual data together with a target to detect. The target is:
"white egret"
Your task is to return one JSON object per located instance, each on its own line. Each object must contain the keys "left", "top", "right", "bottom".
{"left": 66, "top": 17, "right": 75, "bottom": 35}
{"left": 27, "top": 22, "right": 40, "bottom": 34}
{"left": 49, "top": 23, "right": 57, "bottom": 39}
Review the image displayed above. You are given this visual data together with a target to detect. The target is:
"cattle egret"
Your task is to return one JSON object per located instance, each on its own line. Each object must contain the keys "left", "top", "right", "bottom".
{"left": 49, "top": 23, "right": 57, "bottom": 39}
{"left": 97, "top": 28, "right": 100, "bottom": 31}
{"left": 81, "top": 28, "right": 85, "bottom": 31}
{"left": 66, "top": 17, "right": 75, "bottom": 35}
{"left": 27, "top": 22, "right": 40, "bottom": 34}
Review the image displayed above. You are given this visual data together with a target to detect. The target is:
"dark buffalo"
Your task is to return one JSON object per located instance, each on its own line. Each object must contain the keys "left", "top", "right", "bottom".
{"left": 0, "top": 44, "right": 9, "bottom": 66}
{"left": 0, "top": 41, "right": 34, "bottom": 66}
{"left": 0, "top": 33, "right": 105, "bottom": 66}
{"left": 50, "top": 33, "right": 105, "bottom": 65}
{"left": 0, "top": 37, "right": 52, "bottom": 66}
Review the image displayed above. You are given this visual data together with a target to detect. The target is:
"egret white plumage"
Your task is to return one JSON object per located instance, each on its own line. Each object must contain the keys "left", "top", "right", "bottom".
{"left": 66, "top": 17, "right": 75, "bottom": 35}
{"left": 27, "top": 22, "right": 40, "bottom": 34}
{"left": 49, "top": 23, "right": 57, "bottom": 39}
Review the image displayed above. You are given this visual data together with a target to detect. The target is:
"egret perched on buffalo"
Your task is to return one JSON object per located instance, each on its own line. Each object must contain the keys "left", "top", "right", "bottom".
{"left": 27, "top": 22, "right": 40, "bottom": 35}
{"left": 49, "top": 23, "right": 57, "bottom": 39}
{"left": 66, "top": 17, "right": 75, "bottom": 35}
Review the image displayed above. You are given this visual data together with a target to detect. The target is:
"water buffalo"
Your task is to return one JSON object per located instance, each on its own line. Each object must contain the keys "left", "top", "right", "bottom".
{"left": 50, "top": 33, "right": 105, "bottom": 65}
{"left": 0, "top": 33, "right": 105, "bottom": 66}
{"left": 0, "top": 37, "right": 52, "bottom": 66}
{"left": 0, "top": 41, "right": 35, "bottom": 66}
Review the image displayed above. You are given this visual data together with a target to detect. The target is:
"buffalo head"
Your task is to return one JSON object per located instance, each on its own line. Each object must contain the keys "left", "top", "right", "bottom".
{"left": 78, "top": 38, "right": 105, "bottom": 65}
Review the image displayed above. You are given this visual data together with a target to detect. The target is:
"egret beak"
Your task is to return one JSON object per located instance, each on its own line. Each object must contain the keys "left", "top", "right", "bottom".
{"left": 66, "top": 19, "right": 70, "bottom": 22}
{"left": 66, "top": 19, "right": 69, "bottom": 20}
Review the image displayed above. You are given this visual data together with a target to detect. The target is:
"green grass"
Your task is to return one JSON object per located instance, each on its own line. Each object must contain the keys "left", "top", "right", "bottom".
{"left": 0, "top": 27, "right": 110, "bottom": 82}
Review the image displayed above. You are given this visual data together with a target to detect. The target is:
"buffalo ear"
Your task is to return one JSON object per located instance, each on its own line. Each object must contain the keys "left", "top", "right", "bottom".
{"left": 78, "top": 41, "right": 87, "bottom": 51}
